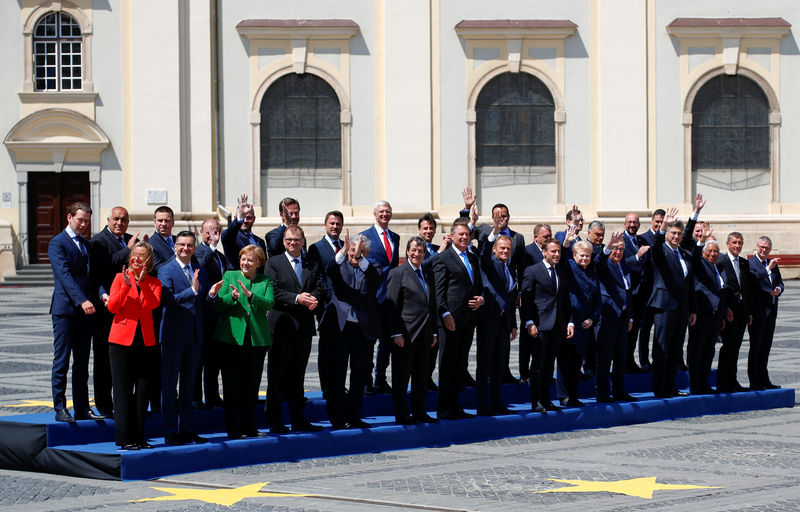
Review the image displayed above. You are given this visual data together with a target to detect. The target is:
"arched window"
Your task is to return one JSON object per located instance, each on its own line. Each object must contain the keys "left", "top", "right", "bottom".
{"left": 692, "top": 75, "right": 769, "bottom": 191}
{"left": 33, "top": 12, "right": 82, "bottom": 91}
{"left": 259, "top": 73, "right": 341, "bottom": 214}
{"left": 475, "top": 72, "right": 555, "bottom": 212}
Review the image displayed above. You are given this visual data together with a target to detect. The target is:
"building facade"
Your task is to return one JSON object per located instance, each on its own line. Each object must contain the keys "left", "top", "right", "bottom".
{"left": 1, "top": 0, "right": 799, "bottom": 276}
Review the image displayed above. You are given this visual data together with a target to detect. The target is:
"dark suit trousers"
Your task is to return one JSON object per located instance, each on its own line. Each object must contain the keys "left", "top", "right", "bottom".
{"left": 556, "top": 326, "right": 590, "bottom": 400}
{"left": 109, "top": 327, "right": 156, "bottom": 445}
{"left": 91, "top": 309, "right": 114, "bottom": 414}
{"left": 161, "top": 338, "right": 200, "bottom": 435}
{"left": 518, "top": 330, "right": 534, "bottom": 381}
{"left": 475, "top": 318, "right": 510, "bottom": 411}
{"left": 390, "top": 336, "right": 430, "bottom": 419}
{"left": 529, "top": 327, "right": 562, "bottom": 405}
{"left": 326, "top": 322, "right": 372, "bottom": 424}
{"left": 51, "top": 314, "right": 92, "bottom": 412}
{"left": 637, "top": 306, "right": 655, "bottom": 366}
{"left": 194, "top": 318, "right": 223, "bottom": 404}
{"left": 747, "top": 310, "right": 777, "bottom": 388}
{"left": 651, "top": 308, "right": 687, "bottom": 396}
{"left": 149, "top": 309, "right": 162, "bottom": 412}
{"left": 717, "top": 302, "right": 747, "bottom": 390}
{"left": 687, "top": 313, "right": 720, "bottom": 392}
{"left": 220, "top": 341, "right": 267, "bottom": 437}
{"left": 372, "top": 302, "right": 392, "bottom": 382}
{"left": 596, "top": 312, "right": 629, "bottom": 397}
{"left": 437, "top": 320, "right": 475, "bottom": 414}
{"left": 266, "top": 330, "right": 312, "bottom": 427}
{"left": 626, "top": 294, "right": 645, "bottom": 368}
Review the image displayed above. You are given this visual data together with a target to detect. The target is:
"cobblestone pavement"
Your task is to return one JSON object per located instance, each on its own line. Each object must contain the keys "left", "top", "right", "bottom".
{"left": 0, "top": 282, "right": 798, "bottom": 511}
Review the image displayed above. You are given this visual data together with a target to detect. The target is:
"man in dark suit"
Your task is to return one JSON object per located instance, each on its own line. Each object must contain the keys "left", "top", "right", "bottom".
{"left": 151, "top": 206, "right": 177, "bottom": 271}
{"left": 519, "top": 223, "right": 552, "bottom": 383}
{"left": 265, "top": 197, "right": 301, "bottom": 258}
{"left": 621, "top": 213, "right": 651, "bottom": 373}
{"left": 194, "top": 218, "right": 228, "bottom": 408}
{"left": 158, "top": 231, "right": 214, "bottom": 445}
{"left": 688, "top": 235, "right": 726, "bottom": 394}
{"left": 360, "top": 201, "right": 400, "bottom": 394}
{"left": 521, "top": 230, "right": 575, "bottom": 412}
{"left": 221, "top": 194, "right": 266, "bottom": 271}
{"left": 747, "top": 236, "right": 784, "bottom": 390}
{"left": 716, "top": 232, "right": 752, "bottom": 392}
{"left": 319, "top": 232, "right": 382, "bottom": 429}
{"left": 554, "top": 206, "right": 583, "bottom": 253}
{"left": 595, "top": 232, "right": 646, "bottom": 402}
{"left": 475, "top": 231, "right": 517, "bottom": 415}
{"left": 647, "top": 201, "right": 702, "bottom": 398}
{"left": 307, "top": 210, "right": 344, "bottom": 395}
{"left": 417, "top": 213, "right": 446, "bottom": 390}
{"left": 433, "top": 218, "right": 484, "bottom": 419}
{"left": 264, "top": 225, "right": 323, "bottom": 433}
{"left": 636, "top": 209, "right": 664, "bottom": 372}
{"left": 586, "top": 220, "right": 606, "bottom": 257}
{"left": 49, "top": 202, "right": 104, "bottom": 423}
{"left": 89, "top": 206, "right": 138, "bottom": 417}
{"left": 386, "top": 236, "right": 439, "bottom": 424}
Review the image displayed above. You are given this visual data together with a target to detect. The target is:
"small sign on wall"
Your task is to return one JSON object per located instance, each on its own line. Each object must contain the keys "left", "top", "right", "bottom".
{"left": 1, "top": 192, "right": 10, "bottom": 209}
{"left": 147, "top": 189, "right": 168, "bottom": 205}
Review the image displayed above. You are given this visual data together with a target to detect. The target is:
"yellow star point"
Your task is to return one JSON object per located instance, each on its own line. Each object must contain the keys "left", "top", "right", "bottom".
{"left": 133, "top": 482, "right": 307, "bottom": 507}
{"left": 535, "top": 477, "right": 721, "bottom": 499}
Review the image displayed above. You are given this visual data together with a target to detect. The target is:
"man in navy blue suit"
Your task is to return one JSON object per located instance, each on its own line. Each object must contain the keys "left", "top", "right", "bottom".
{"left": 417, "top": 213, "right": 446, "bottom": 390}
{"left": 716, "top": 232, "right": 752, "bottom": 392}
{"left": 49, "top": 202, "right": 104, "bottom": 423}
{"left": 150, "top": 206, "right": 177, "bottom": 271}
{"left": 747, "top": 236, "right": 784, "bottom": 390}
{"left": 265, "top": 197, "right": 301, "bottom": 258}
{"left": 519, "top": 223, "right": 551, "bottom": 382}
{"left": 621, "top": 213, "right": 651, "bottom": 373}
{"left": 158, "top": 231, "right": 218, "bottom": 444}
{"left": 360, "top": 201, "right": 400, "bottom": 394}
{"left": 221, "top": 194, "right": 266, "bottom": 271}
{"left": 647, "top": 199, "right": 703, "bottom": 398}
{"left": 635, "top": 209, "right": 665, "bottom": 372}
{"left": 307, "top": 210, "right": 345, "bottom": 395}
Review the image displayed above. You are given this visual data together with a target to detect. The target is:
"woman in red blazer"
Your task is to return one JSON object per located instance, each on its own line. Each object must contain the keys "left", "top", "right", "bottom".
{"left": 106, "top": 241, "right": 161, "bottom": 450}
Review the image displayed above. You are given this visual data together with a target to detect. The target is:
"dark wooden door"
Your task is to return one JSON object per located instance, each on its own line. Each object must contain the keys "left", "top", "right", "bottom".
{"left": 28, "top": 172, "right": 90, "bottom": 264}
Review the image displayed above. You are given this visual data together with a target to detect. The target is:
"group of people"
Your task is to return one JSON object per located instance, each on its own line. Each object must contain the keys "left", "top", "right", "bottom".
{"left": 47, "top": 188, "right": 783, "bottom": 449}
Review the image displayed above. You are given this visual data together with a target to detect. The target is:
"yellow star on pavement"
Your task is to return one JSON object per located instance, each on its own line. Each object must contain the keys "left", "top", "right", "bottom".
{"left": 5, "top": 399, "right": 91, "bottom": 408}
{"left": 133, "top": 482, "right": 307, "bottom": 507}
{"left": 535, "top": 477, "right": 720, "bottom": 499}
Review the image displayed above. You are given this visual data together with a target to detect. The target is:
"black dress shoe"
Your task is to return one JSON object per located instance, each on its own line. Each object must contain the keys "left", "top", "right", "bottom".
{"left": 542, "top": 402, "right": 562, "bottom": 412}
{"left": 191, "top": 400, "right": 208, "bottom": 410}
{"left": 364, "top": 383, "right": 376, "bottom": 396}
{"left": 137, "top": 442, "right": 153, "bottom": 449}
{"left": 227, "top": 433, "right": 247, "bottom": 440}
{"left": 462, "top": 373, "right": 477, "bottom": 387}
{"left": 164, "top": 433, "right": 186, "bottom": 445}
{"left": 532, "top": 402, "right": 547, "bottom": 413}
{"left": 503, "top": 373, "right": 521, "bottom": 384}
{"left": 97, "top": 409, "right": 114, "bottom": 419}
{"left": 640, "top": 362, "right": 652, "bottom": 372}
{"left": 491, "top": 406, "right": 515, "bottom": 415}
{"left": 437, "top": 411, "right": 463, "bottom": 420}
{"left": 458, "top": 409, "right": 476, "bottom": 419}
{"left": 765, "top": 383, "right": 781, "bottom": 389}
{"left": 270, "top": 424, "right": 290, "bottom": 434}
{"left": 206, "top": 397, "right": 224, "bottom": 408}
{"left": 653, "top": 392, "right": 671, "bottom": 398}
{"left": 245, "top": 430, "right": 267, "bottom": 437}
{"left": 678, "top": 361, "right": 689, "bottom": 372}
{"left": 427, "top": 379, "right": 438, "bottom": 391}
{"left": 614, "top": 394, "right": 637, "bottom": 402}
{"left": 413, "top": 413, "right": 439, "bottom": 423}
{"left": 476, "top": 408, "right": 492, "bottom": 417}
{"left": 627, "top": 363, "right": 642, "bottom": 373}
{"left": 373, "top": 380, "right": 392, "bottom": 394}
{"left": 395, "top": 415, "right": 419, "bottom": 425}
{"left": 672, "top": 390, "right": 689, "bottom": 397}
{"left": 187, "top": 432, "right": 209, "bottom": 444}
{"left": 733, "top": 383, "right": 749, "bottom": 392}
{"left": 348, "top": 418, "right": 372, "bottom": 429}
{"left": 74, "top": 410, "right": 106, "bottom": 421}
{"left": 121, "top": 443, "right": 139, "bottom": 450}
{"left": 561, "top": 398, "right": 585, "bottom": 408}
{"left": 596, "top": 394, "right": 614, "bottom": 403}
{"left": 55, "top": 409, "right": 75, "bottom": 423}
{"left": 292, "top": 422, "right": 323, "bottom": 432}
{"left": 330, "top": 421, "right": 351, "bottom": 430}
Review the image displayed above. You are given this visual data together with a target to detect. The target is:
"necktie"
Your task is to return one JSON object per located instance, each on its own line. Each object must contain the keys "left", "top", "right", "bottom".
{"left": 732, "top": 257, "right": 741, "bottom": 286}
{"left": 166, "top": 236, "right": 174, "bottom": 249}
{"left": 427, "top": 243, "right": 435, "bottom": 255}
{"left": 500, "top": 229, "right": 510, "bottom": 238}
{"left": 504, "top": 264, "right": 514, "bottom": 292}
{"left": 549, "top": 265, "right": 557, "bottom": 291}
{"left": 618, "top": 263, "right": 629, "bottom": 290}
{"left": 674, "top": 247, "right": 687, "bottom": 277}
{"left": 460, "top": 251, "right": 474, "bottom": 282}
{"left": 382, "top": 231, "right": 393, "bottom": 262}
{"left": 249, "top": 233, "right": 258, "bottom": 247}
{"left": 415, "top": 268, "right": 428, "bottom": 295}
{"left": 73, "top": 236, "right": 87, "bottom": 256}
{"left": 292, "top": 258, "right": 303, "bottom": 283}
{"left": 714, "top": 264, "right": 724, "bottom": 290}
{"left": 216, "top": 252, "right": 225, "bottom": 275}
{"left": 333, "top": 239, "right": 342, "bottom": 251}
{"left": 118, "top": 237, "right": 126, "bottom": 249}
{"left": 182, "top": 264, "right": 192, "bottom": 283}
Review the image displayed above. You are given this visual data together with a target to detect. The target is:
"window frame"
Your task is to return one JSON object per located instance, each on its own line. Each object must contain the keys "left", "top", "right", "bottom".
{"left": 33, "top": 11, "right": 83, "bottom": 92}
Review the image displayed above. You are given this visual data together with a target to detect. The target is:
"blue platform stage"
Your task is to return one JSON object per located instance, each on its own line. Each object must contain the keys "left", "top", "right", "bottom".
{"left": 0, "top": 371, "right": 793, "bottom": 481}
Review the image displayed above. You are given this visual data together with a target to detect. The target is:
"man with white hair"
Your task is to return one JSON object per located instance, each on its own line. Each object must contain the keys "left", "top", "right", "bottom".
{"left": 747, "top": 235, "right": 783, "bottom": 390}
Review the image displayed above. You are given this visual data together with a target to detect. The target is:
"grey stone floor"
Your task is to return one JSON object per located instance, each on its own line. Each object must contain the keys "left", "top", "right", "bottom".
{"left": 0, "top": 283, "right": 798, "bottom": 511}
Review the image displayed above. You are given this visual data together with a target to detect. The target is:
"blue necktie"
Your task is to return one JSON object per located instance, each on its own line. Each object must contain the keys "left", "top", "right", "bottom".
{"left": 118, "top": 237, "right": 126, "bottom": 249}
{"left": 73, "top": 236, "right": 86, "bottom": 256}
{"left": 460, "top": 251, "right": 474, "bottom": 282}
{"left": 166, "top": 236, "right": 174, "bottom": 249}
{"left": 182, "top": 264, "right": 192, "bottom": 283}
{"left": 549, "top": 265, "right": 557, "bottom": 291}
{"left": 415, "top": 268, "right": 428, "bottom": 295}
{"left": 504, "top": 264, "right": 514, "bottom": 292}
{"left": 292, "top": 258, "right": 303, "bottom": 284}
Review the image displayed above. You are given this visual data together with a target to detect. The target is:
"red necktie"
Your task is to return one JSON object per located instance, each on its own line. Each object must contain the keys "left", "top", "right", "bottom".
{"left": 382, "top": 231, "right": 393, "bottom": 262}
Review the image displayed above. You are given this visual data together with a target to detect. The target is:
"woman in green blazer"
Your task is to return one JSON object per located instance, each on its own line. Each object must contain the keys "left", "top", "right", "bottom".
{"left": 214, "top": 244, "right": 274, "bottom": 439}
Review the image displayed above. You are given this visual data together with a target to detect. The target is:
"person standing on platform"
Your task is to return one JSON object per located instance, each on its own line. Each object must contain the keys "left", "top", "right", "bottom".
{"left": 747, "top": 236, "right": 783, "bottom": 390}
{"left": 417, "top": 213, "right": 447, "bottom": 391}
{"left": 636, "top": 209, "right": 666, "bottom": 372}
{"left": 264, "top": 225, "right": 324, "bottom": 433}
{"left": 434, "top": 218, "right": 484, "bottom": 420}
{"left": 519, "top": 223, "right": 552, "bottom": 383}
{"left": 621, "top": 213, "right": 650, "bottom": 374}
{"left": 265, "top": 197, "right": 301, "bottom": 258}
{"left": 320, "top": 232, "right": 382, "bottom": 429}
{"left": 89, "top": 206, "right": 139, "bottom": 418}
{"left": 49, "top": 202, "right": 104, "bottom": 423}
{"left": 586, "top": 221, "right": 606, "bottom": 257}
{"left": 385, "top": 236, "right": 439, "bottom": 424}
{"left": 194, "top": 218, "right": 228, "bottom": 408}
{"left": 214, "top": 245, "right": 274, "bottom": 439}
{"left": 716, "top": 232, "right": 752, "bottom": 392}
{"left": 158, "top": 231, "right": 218, "bottom": 445}
{"left": 221, "top": 194, "right": 266, "bottom": 271}
{"left": 360, "top": 201, "right": 400, "bottom": 395}
{"left": 106, "top": 241, "right": 161, "bottom": 449}
{"left": 521, "top": 227, "right": 576, "bottom": 413}
{"left": 307, "top": 210, "right": 345, "bottom": 397}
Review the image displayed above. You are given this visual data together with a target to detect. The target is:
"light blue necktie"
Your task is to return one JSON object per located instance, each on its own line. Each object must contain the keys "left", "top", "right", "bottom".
{"left": 415, "top": 267, "right": 428, "bottom": 295}
{"left": 292, "top": 258, "right": 303, "bottom": 284}
{"left": 182, "top": 264, "right": 192, "bottom": 283}
{"left": 460, "top": 251, "right": 473, "bottom": 282}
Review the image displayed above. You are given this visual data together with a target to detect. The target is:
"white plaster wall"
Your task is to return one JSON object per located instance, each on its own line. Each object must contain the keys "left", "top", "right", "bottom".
{"left": 130, "top": 0, "right": 182, "bottom": 213}
{"left": 219, "top": 0, "right": 376, "bottom": 216}
{"left": 0, "top": 3, "right": 25, "bottom": 220}
{"left": 438, "top": 0, "right": 592, "bottom": 216}
{"left": 384, "top": 1, "right": 431, "bottom": 211}
{"left": 597, "top": 0, "right": 648, "bottom": 212}
{"left": 188, "top": 1, "right": 214, "bottom": 213}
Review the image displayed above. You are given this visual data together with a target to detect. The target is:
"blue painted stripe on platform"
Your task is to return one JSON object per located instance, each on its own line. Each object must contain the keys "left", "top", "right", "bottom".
{"left": 46, "top": 388, "right": 795, "bottom": 481}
